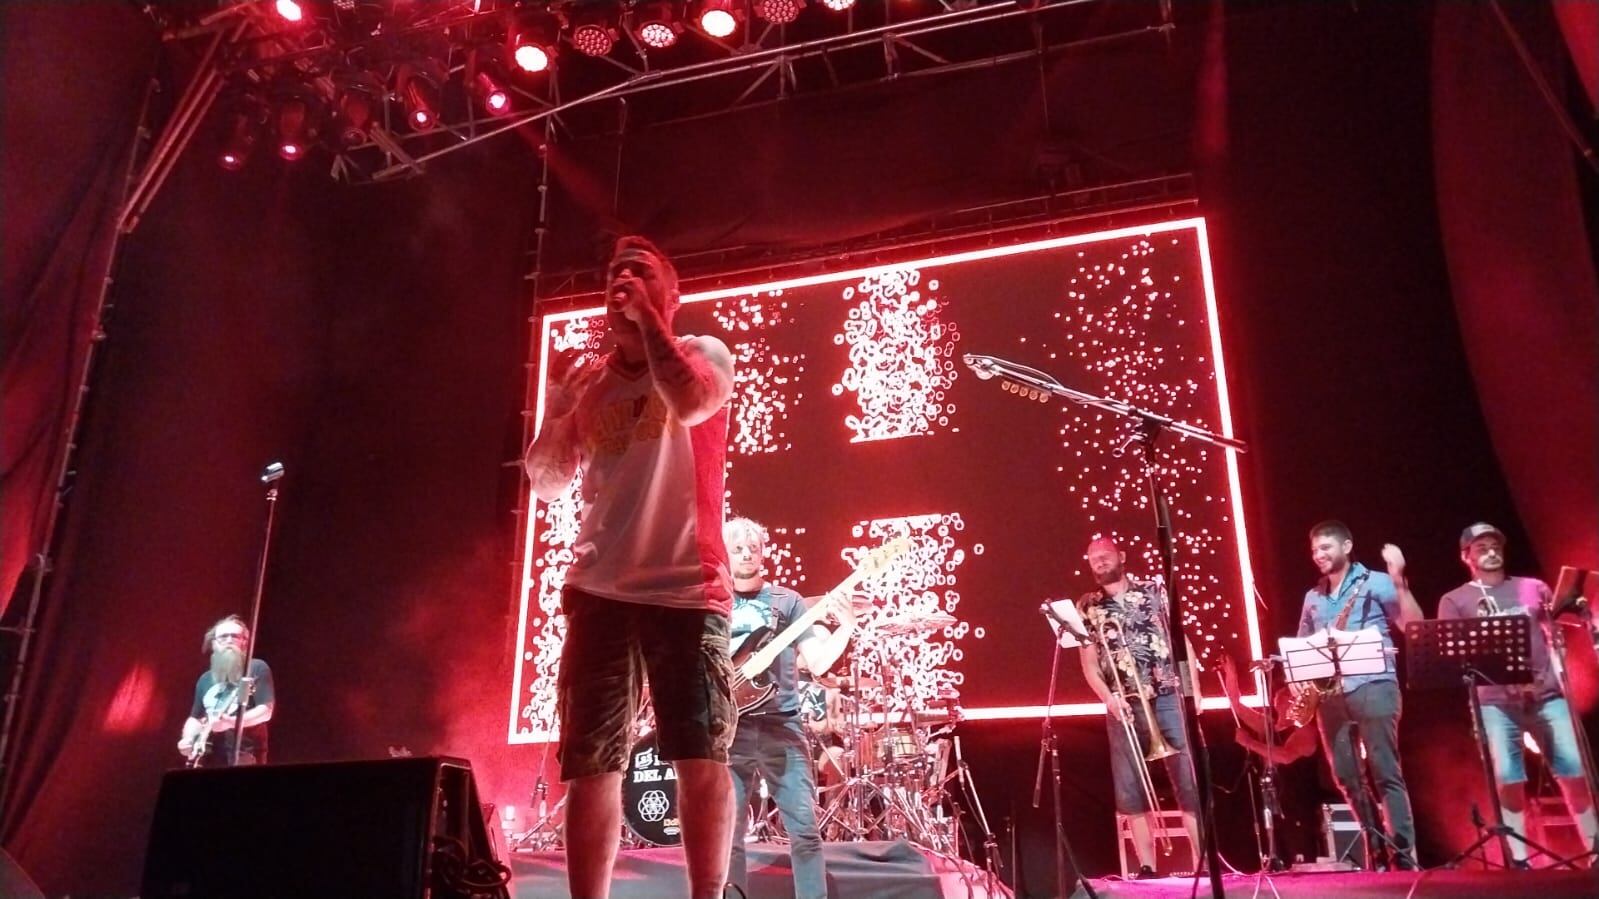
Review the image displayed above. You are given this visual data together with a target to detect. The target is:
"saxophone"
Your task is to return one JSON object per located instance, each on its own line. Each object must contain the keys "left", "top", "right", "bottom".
{"left": 1285, "top": 570, "right": 1371, "bottom": 727}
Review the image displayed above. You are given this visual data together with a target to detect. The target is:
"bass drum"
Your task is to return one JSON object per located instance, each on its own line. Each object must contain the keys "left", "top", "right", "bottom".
{"left": 622, "top": 731, "right": 681, "bottom": 846}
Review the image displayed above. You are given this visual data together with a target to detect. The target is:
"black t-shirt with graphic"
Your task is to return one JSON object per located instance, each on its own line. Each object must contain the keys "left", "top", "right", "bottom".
{"left": 190, "top": 658, "right": 274, "bottom": 763}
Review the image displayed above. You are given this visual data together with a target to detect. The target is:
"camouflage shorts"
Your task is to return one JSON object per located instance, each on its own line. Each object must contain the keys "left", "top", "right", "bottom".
{"left": 556, "top": 588, "right": 736, "bottom": 781}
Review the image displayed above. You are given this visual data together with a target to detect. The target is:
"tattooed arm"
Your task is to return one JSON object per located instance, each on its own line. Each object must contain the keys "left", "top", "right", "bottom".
{"left": 637, "top": 321, "right": 734, "bottom": 427}
{"left": 523, "top": 357, "right": 592, "bottom": 501}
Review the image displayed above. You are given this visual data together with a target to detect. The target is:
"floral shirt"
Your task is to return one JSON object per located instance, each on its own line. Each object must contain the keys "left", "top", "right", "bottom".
{"left": 1078, "top": 577, "right": 1180, "bottom": 695}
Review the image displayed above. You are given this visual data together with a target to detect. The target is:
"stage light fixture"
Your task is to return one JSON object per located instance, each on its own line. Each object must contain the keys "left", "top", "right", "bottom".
{"left": 217, "top": 105, "right": 262, "bottom": 171}
{"left": 562, "top": 3, "right": 620, "bottom": 58}
{"left": 468, "top": 46, "right": 514, "bottom": 117}
{"left": 275, "top": 97, "right": 312, "bottom": 160}
{"left": 632, "top": 2, "right": 683, "bottom": 49}
{"left": 397, "top": 64, "right": 442, "bottom": 131}
{"left": 820, "top": 0, "right": 855, "bottom": 10}
{"left": 332, "top": 84, "right": 375, "bottom": 148}
{"left": 697, "top": 0, "right": 741, "bottom": 38}
{"left": 275, "top": 0, "right": 305, "bottom": 23}
{"left": 753, "top": 0, "right": 804, "bottom": 25}
{"left": 510, "top": 11, "right": 559, "bottom": 74}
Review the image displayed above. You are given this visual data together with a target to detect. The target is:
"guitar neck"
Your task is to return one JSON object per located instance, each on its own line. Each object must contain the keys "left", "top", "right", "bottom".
{"left": 742, "top": 568, "right": 869, "bottom": 676}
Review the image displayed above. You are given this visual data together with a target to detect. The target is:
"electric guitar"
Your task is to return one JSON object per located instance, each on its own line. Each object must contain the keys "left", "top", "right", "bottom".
{"left": 185, "top": 684, "right": 240, "bottom": 768}
{"left": 730, "top": 537, "right": 911, "bottom": 714}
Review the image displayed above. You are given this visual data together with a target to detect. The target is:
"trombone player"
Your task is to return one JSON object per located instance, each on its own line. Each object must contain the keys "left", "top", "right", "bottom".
{"left": 1069, "top": 536, "right": 1201, "bottom": 878}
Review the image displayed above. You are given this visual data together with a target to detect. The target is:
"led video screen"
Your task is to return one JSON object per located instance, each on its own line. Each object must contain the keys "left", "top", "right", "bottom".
{"left": 510, "top": 218, "right": 1259, "bottom": 742}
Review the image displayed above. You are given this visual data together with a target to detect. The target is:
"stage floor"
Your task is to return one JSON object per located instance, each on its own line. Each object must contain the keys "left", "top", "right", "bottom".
{"left": 1071, "top": 867, "right": 1599, "bottom": 899}
{"left": 510, "top": 839, "right": 1011, "bottom": 898}
{"left": 510, "top": 845, "right": 1599, "bottom": 899}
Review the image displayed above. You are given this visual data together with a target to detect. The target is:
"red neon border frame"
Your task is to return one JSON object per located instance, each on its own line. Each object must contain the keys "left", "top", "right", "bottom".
{"left": 510, "top": 216, "right": 1264, "bottom": 743}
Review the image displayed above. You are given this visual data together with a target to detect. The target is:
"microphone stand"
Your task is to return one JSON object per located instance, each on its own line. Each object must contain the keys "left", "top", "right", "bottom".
{"left": 1033, "top": 612, "right": 1097, "bottom": 899}
{"left": 970, "top": 354, "right": 1244, "bottom": 897}
{"left": 230, "top": 462, "right": 284, "bottom": 766}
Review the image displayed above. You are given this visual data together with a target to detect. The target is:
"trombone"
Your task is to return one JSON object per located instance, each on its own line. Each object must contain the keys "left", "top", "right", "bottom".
{"left": 1092, "top": 621, "right": 1179, "bottom": 856}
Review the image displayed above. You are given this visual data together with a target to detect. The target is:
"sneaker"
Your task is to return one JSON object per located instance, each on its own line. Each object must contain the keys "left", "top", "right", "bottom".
{"left": 1136, "top": 865, "right": 1159, "bottom": 880}
{"left": 1507, "top": 858, "right": 1532, "bottom": 871}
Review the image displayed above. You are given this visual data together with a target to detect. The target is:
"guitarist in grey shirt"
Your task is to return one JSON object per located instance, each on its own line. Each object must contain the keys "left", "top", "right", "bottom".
{"left": 723, "top": 517, "right": 855, "bottom": 899}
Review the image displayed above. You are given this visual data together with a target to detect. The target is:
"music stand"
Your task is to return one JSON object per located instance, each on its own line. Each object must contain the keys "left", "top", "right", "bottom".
{"left": 1278, "top": 627, "right": 1393, "bottom": 868}
{"left": 1278, "top": 626, "right": 1390, "bottom": 686}
{"left": 1405, "top": 616, "right": 1580, "bottom": 869}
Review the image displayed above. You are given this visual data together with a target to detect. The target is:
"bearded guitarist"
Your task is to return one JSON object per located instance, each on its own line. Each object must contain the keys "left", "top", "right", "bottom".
{"left": 723, "top": 516, "right": 856, "bottom": 899}
{"left": 1293, "top": 520, "right": 1423, "bottom": 870}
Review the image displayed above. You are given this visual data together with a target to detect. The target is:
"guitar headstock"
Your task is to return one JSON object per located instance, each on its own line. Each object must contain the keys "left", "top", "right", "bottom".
{"left": 858, "top": 536, "right": 913, "bottom": 577}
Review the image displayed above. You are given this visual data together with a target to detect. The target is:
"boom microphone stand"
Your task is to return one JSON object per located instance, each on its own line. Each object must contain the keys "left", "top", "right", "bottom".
{"left": 968, "top": 353, "right": 1246, "bottom": 898}
{"left": 229, "top": 461, "right": 284, "bottom": 765}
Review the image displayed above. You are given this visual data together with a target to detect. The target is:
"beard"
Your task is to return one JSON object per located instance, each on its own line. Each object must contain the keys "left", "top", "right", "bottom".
{"left": 210, "top": 646, "right": 245, "bottom": 685}
{"left": 1093, "top": 565, "right": 1124, "bottom": 586}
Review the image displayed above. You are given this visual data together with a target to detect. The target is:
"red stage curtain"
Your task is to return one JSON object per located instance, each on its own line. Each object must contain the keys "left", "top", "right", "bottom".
{"left": 1431, "top": 3, "right": 1599, "bottom": 572}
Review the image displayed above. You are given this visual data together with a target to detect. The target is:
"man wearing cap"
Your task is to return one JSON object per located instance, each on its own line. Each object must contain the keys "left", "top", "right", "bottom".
{"left": 1437, "top": 523, "right": 1599, "bottom": 868}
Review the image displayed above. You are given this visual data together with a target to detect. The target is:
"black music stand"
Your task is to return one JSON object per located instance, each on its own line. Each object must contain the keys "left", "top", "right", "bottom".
{"left": 1405, "top": 616, "right": 1580, "bottom": 869}
{"left": 1279, "top": 627, "right": 1395, "bottom": 869}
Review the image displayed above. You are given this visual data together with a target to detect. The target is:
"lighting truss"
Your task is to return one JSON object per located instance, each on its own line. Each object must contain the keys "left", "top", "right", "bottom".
{"left": 144, "top": 0, "right": 1176, "bottom": 185}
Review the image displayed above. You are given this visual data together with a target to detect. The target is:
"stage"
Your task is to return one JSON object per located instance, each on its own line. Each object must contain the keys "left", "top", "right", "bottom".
{"left": 510, "top": 840, "right": 1011, "bottom": 898}
{"left": 509, "top": 843, "right": 1598, "bottom": 899}
{"left": 1070, "top": 867, "right": 1599, "bottom": 899}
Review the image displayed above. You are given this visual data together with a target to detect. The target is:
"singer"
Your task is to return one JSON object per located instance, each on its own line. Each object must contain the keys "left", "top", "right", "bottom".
{"left": 1437, "top": 522, "right": 1599, "bottom": 867}
{"left": 524, "top": 236, "right": 737, "bottom": 899}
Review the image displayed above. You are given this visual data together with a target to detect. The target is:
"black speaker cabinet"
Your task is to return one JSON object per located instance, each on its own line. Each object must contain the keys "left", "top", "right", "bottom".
{"left": 141, "top": 756, "right": 500, "bottom": 899}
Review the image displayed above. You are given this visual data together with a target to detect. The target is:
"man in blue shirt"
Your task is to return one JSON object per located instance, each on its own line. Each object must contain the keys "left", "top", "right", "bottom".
{"left": 723, "top": 517, "right": 856, "bottom": 899}
{"left": 1294, "top": 520, "right": 1423, "bottom": 869}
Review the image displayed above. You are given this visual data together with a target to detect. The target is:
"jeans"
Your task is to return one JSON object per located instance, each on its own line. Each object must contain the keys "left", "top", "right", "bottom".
{"left": 1105, "top": 691, "right": 1200, "bottom": 815}
{"left": 1481, "top": 694, "right": 1583, "bottom": 784}
{"left": 728, "top": 713, "right": 827, "bottom": 899}
{"left": 1316, "top": 679, "right": 1416, "bottom": 857}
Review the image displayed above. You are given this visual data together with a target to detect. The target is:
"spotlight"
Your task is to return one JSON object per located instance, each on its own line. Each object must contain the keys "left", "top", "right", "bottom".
{"left": 468, "top": 46, "right": 514, "bottom": 117}
{"left": 562, "top": 3, "right": 619, "bottom": 57}
{"left": 510, "top": 11, "right": 559, "bottom": 73}
{"left": 820, "top": 0, "right": 855, "bottom": 10}
{"left": 274, "top": 0, "right": 305, "bottom": 23}
{"left": 570, "top": 23, "right": 617, "bottom": 57}
{"left": 217, "top": 104, "right": 263, "bottom": 171}
{"left": 333, "top": 85, "right": 376, "bottom": 148}
{"left": 632, "top": 2, "right": 682, "bottom": 50}
{"left": 397, "top": 63, "right": 442, "bottom": 131}
{"left": 697, "top": 1, "right": 741, "bottom": 38}
{"left": 275, "top": 97, "right": 311, "bottom": 160}
{"left": 753, "top": 0, "right": 804, "bottom": 24}
{"left": 513, "top": 40, "right": 552, "bottom": 73}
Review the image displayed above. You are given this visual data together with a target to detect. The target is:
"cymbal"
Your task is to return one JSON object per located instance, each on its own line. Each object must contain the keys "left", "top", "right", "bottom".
{"left": 873, "top": 610, "right": 956, "bottom": 636}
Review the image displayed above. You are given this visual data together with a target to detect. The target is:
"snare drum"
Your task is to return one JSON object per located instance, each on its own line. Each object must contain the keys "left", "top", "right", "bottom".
{"left": 622, "top": 732, "right": 681, "bottom": 846}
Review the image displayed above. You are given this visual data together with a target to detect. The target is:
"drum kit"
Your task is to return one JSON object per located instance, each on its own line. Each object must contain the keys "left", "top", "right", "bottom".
{"left": 509, "top": 606, "right": 969, "bottom": 859}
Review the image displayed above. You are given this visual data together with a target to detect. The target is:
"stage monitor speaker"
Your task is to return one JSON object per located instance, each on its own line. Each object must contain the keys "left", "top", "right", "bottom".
{"left": 141, "top": 756, "right": 504, "bottom": 899}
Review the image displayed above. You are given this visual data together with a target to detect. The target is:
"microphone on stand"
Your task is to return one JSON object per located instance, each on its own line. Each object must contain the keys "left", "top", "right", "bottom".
{"left": 260, "top": 461, "right": 285, "bottom": 484}
{"left": 962, "top": 353, "right": 996, "bottom": 380}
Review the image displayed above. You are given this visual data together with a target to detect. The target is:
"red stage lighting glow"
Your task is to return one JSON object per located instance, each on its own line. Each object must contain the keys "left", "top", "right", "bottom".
{"left": 698, "top": 2, "right": 740, "bottom": 38}
{"left": 570, "top": 23, "right": 616, "bottom": 57}
{"left": 274, "top": 0, "right": 304, "bottom": 23}
{"left": 754, "top": 0, "right": 804, "bottom": 25}
{"left": 514, "top": 43, "right": 551, "bottom": 73}
{"left": 474, "top": 72, "right": 512, "bottom": 116}
{"left": 821, "top": 0, "right": 856, "bottom": 10}
{"left": 275, "top": 97, "right": 310, "bottom": 161}
{"left": 639, "top": 21, "right": 679, "bottom": 49}
{"left": 512, "top": 218, "right": 1261, "bottom": 742}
